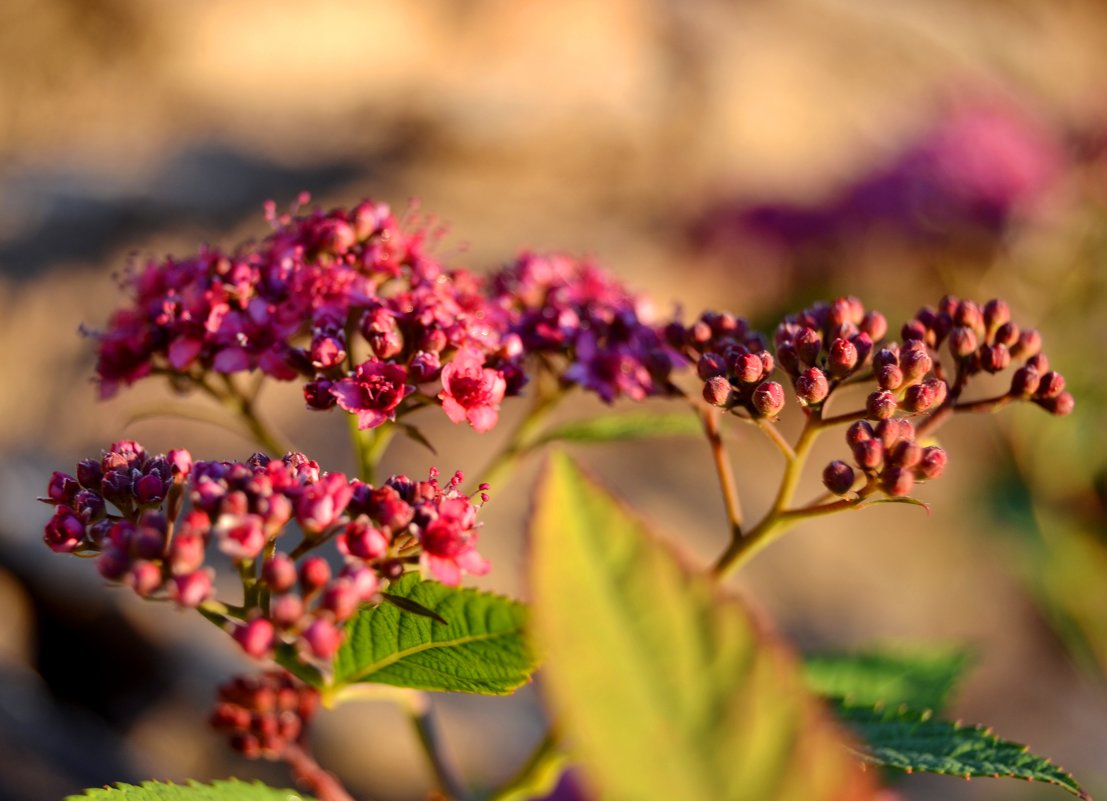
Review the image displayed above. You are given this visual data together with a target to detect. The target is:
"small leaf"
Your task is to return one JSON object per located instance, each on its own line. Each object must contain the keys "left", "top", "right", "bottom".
{"left": 528, "top": 411, "right": 700, "bottom": 448}
{"left": 855, "top": 496, "right": 931, "bottom": 514}
{"left": 804, "top": 646, "right": 971, "bottom": 712}
{"left": 837, "top": 704, "right": 1091, "bottom": 799}
{"left": 67, "top": 779, "right": 316, "bottom": 800}
{"left": 381, "top": 592, "right": 449, "bottom": 624}
{"left": 399, "top": 422, "right": 437, "bottom": 455}
{"left": 530, "top": 452, "right": 875, "bottom": 801}
{"left": 332, "top": 573, "right": 535, "bottom": 694}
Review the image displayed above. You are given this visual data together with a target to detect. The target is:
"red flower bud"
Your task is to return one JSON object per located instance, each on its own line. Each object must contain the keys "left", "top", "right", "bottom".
{"left": 703, "top": 376, "right": 733, "bottom": 407}
{"left": 263, "top": 553, "right": 298, "bottom": 593}
{"left": 697, "top": 352, "right": 727, "bottom": 380}
{"left": 1036, "top": 392, "right": 1075, "bottom": 416}
{"left": 822, "top": 461, "right": 856, "bottom": 495}
{"left": 866, "top": 390, "right": 897, "bottom": 420}
{"left": 795, "top": 368, "right": 829, "bottom": 406}
{"left": 751, "top": 381, "right": 785, "bottom": 417}
{"left": 732, "top": 352, "right": 764, "bottom": 384}
{"left": 916, "top": 447, "right": 947, "bottom": 479}
{"left": 827, "top": 338, "right": 858, "bottom": 378}
{"left": 861, "top": 311, "right": 887, "bottom": 341}
{"left": 881, "top": 468, "right": 915, "bottom": 497}
{"left": 299, "top": 557, "right": 331, "bottom": 595}
{"left": 1035, "top": 371, "right": 1065, "bottom": 400}
{"left": 234, "top": 618, "right": 276, "bottom": 659}
{"left": 302, "top": 618, "right": 342, "bottom": 661}
{"left": 983, "top": 299, "right": 1010, "bottom": 333}
{"left": 948, "top": 326, "right": 977, "bottom": 359}
{"left": 1009, "top": 366, "right": 1040, "bottom": 398}
{"left": 979, "top": 343, "right": 1010, "bottom": 374}
{"left": 794, "top": 328, "right": 822, "bottom": 367}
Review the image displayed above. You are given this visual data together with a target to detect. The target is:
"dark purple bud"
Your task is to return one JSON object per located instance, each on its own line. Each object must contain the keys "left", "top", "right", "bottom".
{"left": 302, "top": 618, "right": 342, "bottom": 661}
{"left": 751, "top": 381, "right": 785, "bottom": 417}
{"left": 76, "top": 459, "right": 103, "bottom": 490}
{"left": 133, "top": 519, "right": 167, "bottom": 560}
{"left": 263, "top": 553, "right": 298, "bottom": 593}
{"left": 983, "top": 299, "right": 1010, "bottom": 333}
{"left": 1011, "top": 329, "right": 1042, "bottom": 360}
{"left": 234, "top": 618, "right": 276, "bottom": 659}
{"left": 822, "top": 461, "right": 856, "bottom": 495}
{"left": 135, "top": 473, "right": 167, "bottom": 505}
{"left": 303, "top": 380, "right": 338, "bottom": 411}
{"left": 979, "top": 343, "right": 1010, "bottom": 374}
{"left": 852, "top": 440, "right": 884, "bottom": 471}
{"left": 794, "top": 328, "right": 822, "bottom": 367}
{"left": 171, "top": 570, "right": 212, "bottom": 608}
{"left": 846, "top": 420, "right": 875, "bottom": 446}
{"left": 994, "top": 321, "right": 1019, "bottom": 348}
{"left": 44, "top": 507, "right": 85, "bottom": 553}
{"left": 827, "top": 338, "right": 858, "bottom": 378}
{"left": 46, "top": 471, "right": 80, "bottom": 505}
{"left": 732, "top": 352, "right": 764, "bottom": 384}
{"left": 130, "top": 561, "right": 163, "bottom": 597}
{"left": 850, "top": 332, "right": 873, "bottom": 368}
{"left": 1036, "top": 391, "right": 1075, "bottom": 416}
{"left": 860, "top": 311, "right": 887, "bottom": 341}
{"left": 948, "top": 327, "right": 977, "bottom": 359}
{"left": 873, "top": 346, "right": 900, "bottom": 369}
{"left": 697, "top": 352, "right": 727, "bottom": 380}
{"left": 901, "top": 320, "right": 928, "bottom": 342}
{"left": 703, "top": 376, "right": 733, "bottom": 407}
{"left": 881, "top": 468, "right": 915, "bottom": 497}
{"left": 866, "top": 390, "right": 897, "bottom": 420}
{"left": 776, "top": 342, "right": 799, "bottom": 376}
{"left": 1035, "top": 371, "right": 1066, "bottom": 400}
{"left": 97, "top": 548, "right": 130, "bottom": 580}
{"left": 917, "top": 447, "right": 947, "bottom": 479}
{"left": 938, "top": 294, "right": 959, "bottom": 316}
{"left": 795, "top": 368, "right": 829, "bottom": 407}
{"left": 1009, "top": 366, "right": 1040, "bottom": 398}
{"left": 410, "top": 350, "right": 442, "bottom": 383}
{"left": 299, "top": 557, "right": 331, "bottom": 595}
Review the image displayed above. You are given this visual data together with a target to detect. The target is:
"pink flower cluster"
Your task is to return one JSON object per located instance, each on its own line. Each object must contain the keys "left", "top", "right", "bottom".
{"left": 90, "top": 200, "right": 683, "bottom": 435}
{"left": 41, "top": 441, "right": 490, "bottom": 663}
{"left": 210, "top": 670, "right": 318, "bottom": 760}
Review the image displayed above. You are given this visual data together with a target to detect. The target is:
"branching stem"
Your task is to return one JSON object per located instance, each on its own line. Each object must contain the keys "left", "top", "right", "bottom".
{"left": 698, "top": 406, "right": 743, "bottom": 541}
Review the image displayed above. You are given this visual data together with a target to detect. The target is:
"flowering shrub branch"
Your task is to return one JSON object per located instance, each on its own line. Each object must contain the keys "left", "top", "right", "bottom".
{"left": 49, "top": 195, "right": 1085, "bottom": 801}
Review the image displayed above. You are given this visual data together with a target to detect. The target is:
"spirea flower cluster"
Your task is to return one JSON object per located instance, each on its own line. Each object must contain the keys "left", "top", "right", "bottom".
{"left": 210, "top": 671, "right": 319, "bottom": 760}
{"left": 90, "top": 197, "right": 679, "bottom": 434}
{"left": 41, "top": 440, "right": 489, "bottom": 662}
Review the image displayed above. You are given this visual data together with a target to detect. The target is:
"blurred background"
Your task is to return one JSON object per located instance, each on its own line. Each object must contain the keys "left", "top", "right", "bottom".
{"left": 1, "top": 1, "right": 1106, "bottom": 799}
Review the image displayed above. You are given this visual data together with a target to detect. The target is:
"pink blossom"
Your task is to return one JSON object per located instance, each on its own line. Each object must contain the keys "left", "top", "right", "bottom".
{"left": 439, "top": 349, "right": 507, "bottom": 433}
{"left": 331, "top": 360, "right": 413, "bottom": 429}
{"left": 419, "top": 497, "right": 490, "bottom": 586}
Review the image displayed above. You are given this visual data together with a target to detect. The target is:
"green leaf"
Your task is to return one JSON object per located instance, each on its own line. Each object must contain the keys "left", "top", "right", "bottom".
{"left": 529, "top": 452, "right": 874, "bottom": 801}
{"left": 381, "top": 592, "right": 449, "bottom": 624}
{"left": 803, "top": 646, "right": 971, "bottom": 712}
{"left": 837, "top": 704, "right": 1091, "bottom": 799}
{"left": 67, "top": 779, "right": 316, "bottom": 801}
{"left": 528, "top": 411, "right": 700, "bottom": 448}
{"left": 332, "top": 573, "right": 535, "bottom": 694}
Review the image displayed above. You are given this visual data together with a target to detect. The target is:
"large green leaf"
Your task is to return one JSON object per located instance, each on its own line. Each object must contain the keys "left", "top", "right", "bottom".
{"left": 529, "top": 452, "right": 874, "bottom": 801}
{"left": 803, "top": 647, "right": 971, "bottom": 711}
{"left": 837, "top": 704, "right": 1091, "bottom": 799}
{"left": 527, "top": 411, "right": 701, "bottom": 449}
{"left": 67, "top": 779, "right": 315, "bottom": 801}
{"left": 332, "top": 573, "right": 535, "bottom": 694}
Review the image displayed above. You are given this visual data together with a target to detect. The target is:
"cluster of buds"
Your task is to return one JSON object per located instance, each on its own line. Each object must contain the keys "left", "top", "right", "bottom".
{"left": 490, "top": 252, "right": 681, "bottom": 403}
{"left": 824, "top": 419, "right": 947, "bottom": 497}
{"left": 774, "top": 297, "right": 885, "bottom": 408}
{"left": 676, "top": 311, "right": 785, "bottom": 418}
{"left": 900, "top": 295, "right": 1073, "bottom": 415}
{"left": 41, "top": 441, "right": 490, "bottom": 663}
{"left": 210, "top": 671, "right": 318, "bottom": 760}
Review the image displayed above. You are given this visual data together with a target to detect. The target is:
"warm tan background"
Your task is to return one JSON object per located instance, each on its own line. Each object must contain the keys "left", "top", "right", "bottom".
{"left": 2, "top": 1, "right": 1106, "bottom": 799}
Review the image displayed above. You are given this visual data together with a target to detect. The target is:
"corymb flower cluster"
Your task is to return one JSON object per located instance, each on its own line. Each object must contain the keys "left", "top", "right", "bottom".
{"left": 210, "top": 670, "right": 319, "bottom": 760}
{"left": 41, "top": 439, "right": 489, "bottom": 662}
{"left": 90, "top": 197, "right": 679, "bottom": 434}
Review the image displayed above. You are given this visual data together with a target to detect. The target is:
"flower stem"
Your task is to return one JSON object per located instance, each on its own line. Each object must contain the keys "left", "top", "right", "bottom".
{"left": 402, "top": 691, "right": 471, "bottom": 801}
{"left": 487, "top": 730, "right": 564, "bottom": 801}
{"left": 283, "top": 743, "right": 360, "bottom": 801}
{"left": 698, "top": 406, "right": 743, "bottom": 542}
{"left": 474, "top": 374, "right": 564, "bottom": 492}
{"left": 347, "top": 416, "right": 395, "bottom": 484}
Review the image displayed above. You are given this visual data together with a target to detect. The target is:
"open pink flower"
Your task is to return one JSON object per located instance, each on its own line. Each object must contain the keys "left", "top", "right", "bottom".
{"left": 331, "top": 360, "right": 413, "bottom": 429}
{"left": 419, "top": 497, "right": 490, "bottom": 585}
{"left": 439, "top": 349, "right": 507, "bottom": 433}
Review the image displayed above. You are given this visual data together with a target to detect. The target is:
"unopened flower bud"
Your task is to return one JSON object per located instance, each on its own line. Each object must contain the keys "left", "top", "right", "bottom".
{"left": 272, "top": 595, "right": 305, "bottom": 629}
{"left": 410, "top": 350, "right": 442, "bottom": 383}
{"left": 901, "top": 320, "right": 928, "bottom": 342}
{"left": 703, "top": 376, "right": 733, "bottom": 407}
{"left": 322, "top": 580, "right": 361, "bottom": 622}
{"left": 732, "top": 352, "right": 764, "bottom": 384}
{"left": 299, "top": 557, "right": 331, "bottom": 595}
{"left": 882, "top": 468, "right": 915, "bottom": 497}
{"left": 172, "top": 570, "right": 213, "bottom": 608}
{"left": 76, "top": 459, "right": 103, "bottom": 490}
{"left": 130, "top": 561, "right": 163, "bottom": 597}
{"left": 1025, "top": 352, "right": 1049, "bottom": 374}
{"left": 44, "top": 507, "right": 85, "bottom": 553}
{"left": 994, "top": 321, "right": 1019, "bottom": 347}
{"left": 264, "top": 553, "right": 298, "bottom": 593}
{"left": 903, "top": 379, "right": 947, "bottom": 413}
{"left": 916, "top": 447, "right": 947, "bottom": 479}
{"left": 751, "top": 381, "right": 785, "bottom": 417}
{"left": 866, "top": 390, "right": 897, "bottom": 420}
{"left": 890, "top": 441, "right": 923, "bottom": 469}
{"left": 876, "top": 418, "right": 910, "bottom": 449}
{"left": 1035, "top": 371, "right": 1066, "bottom": 400}
{"left": 861, "top": 311, "right": 887, "bottom": 341}
{"left": 234, "top": 618, "right": 276, "bottom": 659}
{"left": 948, "top": 326, "right": 977, "bottom": 359}
{"left": 954, "top": 300, "right": 984, "bottom": 333}
{"left": 1011, "top": 329, "right": 1042, "bottom": 360}
{"left": 846, "top": 420, "right": 875, "bottom": 446}
{"left": 827, "top": 338, "right": 858, "bottom": 378}
{"left": 97, "top": 548, "right": 130, "bottom": 580}
{"left": 850, "top": 332, "right": 873, "bottom": 368}
{"left": 697, "top": 352, "right": 727, "bottom": 380}
{"left": 1009, "top": 366, "right": 1040, "bottom": 398}
{"left": 795, "top": 368, "right": 829, "bottom": 406}
{"left": 758, "top": 351, "right": 775, "bottom": 376}
{"left": 983, "top": 299, "right": 1010, "bottom": 333}
{"left": 794, "top": 328, "right": 822, "bottom": 367}
{"left": 852, "top": 440, "right": 884, "bottom": 471}
{"left": 822, "top": 461, "right": 856, "bottom": 495}
{"left": 303, "top": 380, "right": 337, "bottom": 411}
{"left": 979, "top": 343, "right": 1010, "bottom": 374}
{"left": 1036, "top": 391, "right": 1075, "bottom": 416}
{"left": 873, "top": 347, "right": 899, "bottom": 369}
{"left": 900, "top": 341, "right": 932, "bottom": 382}
{"left": 302, "top": 618, "right": 342, "bottom": 661}
{"left": 877, "top": 364, "right": 904, "bottom": 391}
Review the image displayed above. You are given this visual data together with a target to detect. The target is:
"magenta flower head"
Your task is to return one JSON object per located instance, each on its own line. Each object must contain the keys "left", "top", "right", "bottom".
{"left": 420, "top": 496, "right": 491, "bottom": 586}
{"left": 439, "top": 347, "right": 507, "bottom": 433}
{"left": 331, "top": 360, "right": 413, "bottom": 430}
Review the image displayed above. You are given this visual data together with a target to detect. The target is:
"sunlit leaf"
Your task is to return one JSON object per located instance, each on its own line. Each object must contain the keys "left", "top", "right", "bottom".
{"left": 804, "top": 646, "right": 971, "bottom": 711}
{"left": 67, "top": 779, "right": 315, "bottom": 801}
